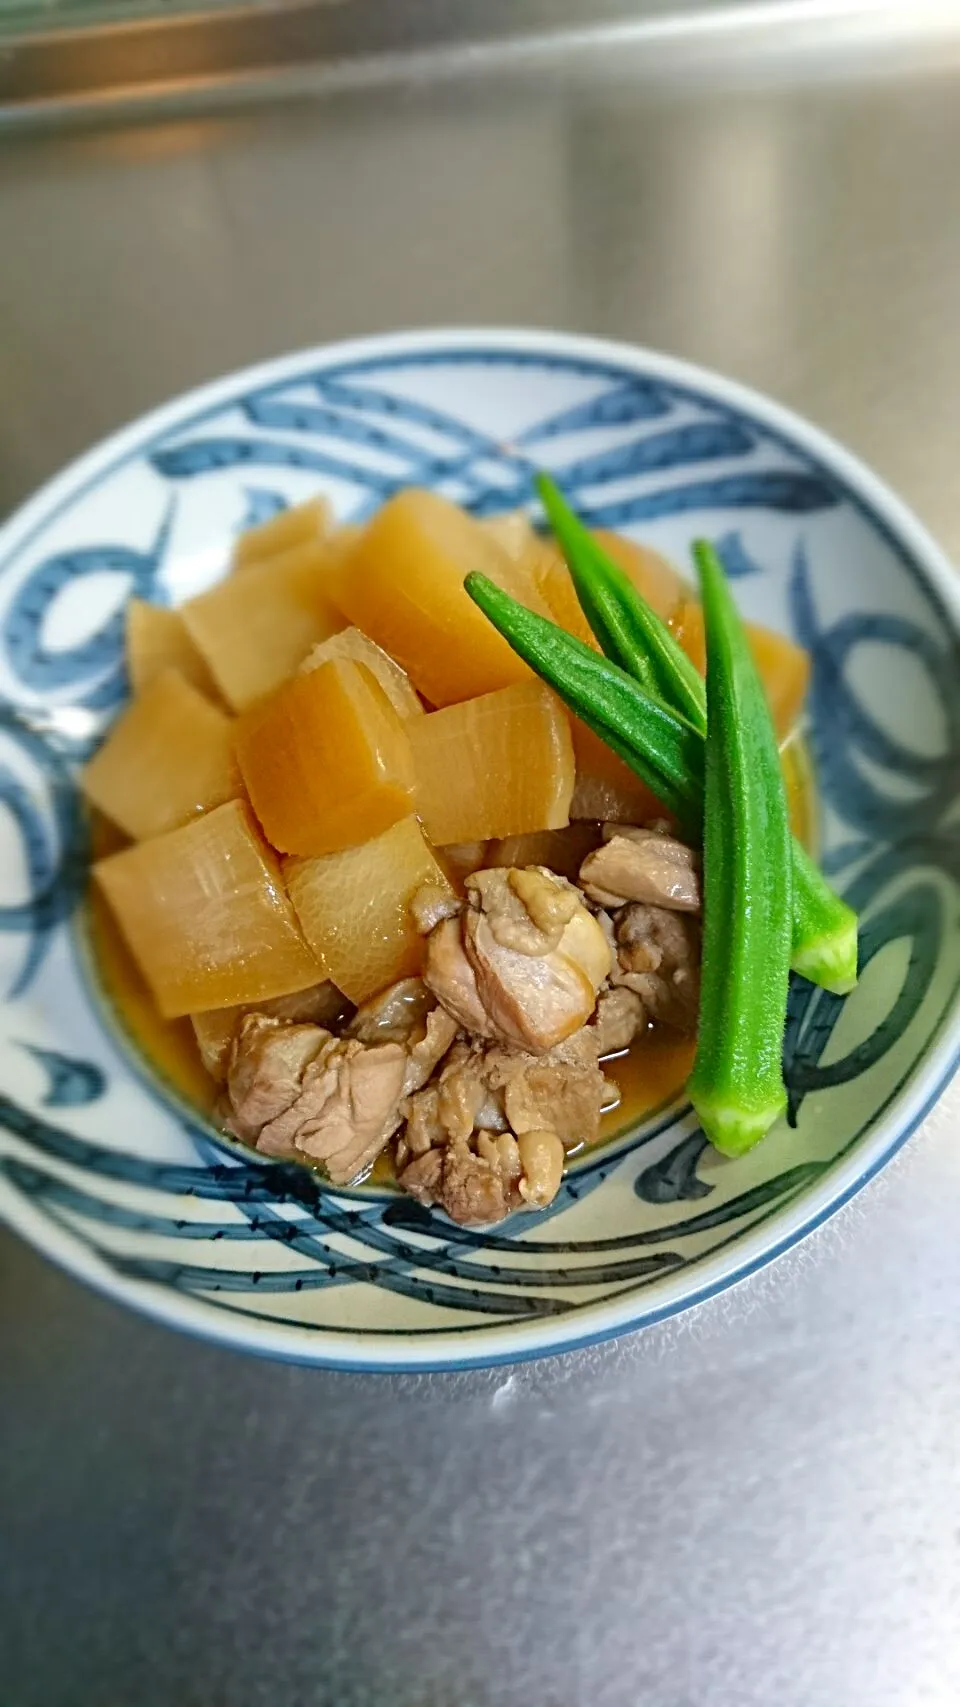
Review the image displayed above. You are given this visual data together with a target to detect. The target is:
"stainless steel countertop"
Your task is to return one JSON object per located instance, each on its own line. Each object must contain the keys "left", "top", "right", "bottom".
{"left": 2, "top": 9, "right": 960, "bottom": 1702}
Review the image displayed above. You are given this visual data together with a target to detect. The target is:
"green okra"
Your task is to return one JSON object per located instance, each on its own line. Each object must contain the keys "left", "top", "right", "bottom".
{"left": 685, "top": 540, "right": 792, "bottom": 1155}
{"left": 536, "top": 472, "right": 708, "bottom": 733}
{"left": 531, "top": 480, "right": 858, "bottom": 995}
{"left": 463, "top": 574, "right": 704, "bottom": 836}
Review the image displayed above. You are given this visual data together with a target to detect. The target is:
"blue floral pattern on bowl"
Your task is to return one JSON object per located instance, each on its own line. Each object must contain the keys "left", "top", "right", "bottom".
{"left": 0, "top": 329, "right": 957, "bottom": 1370}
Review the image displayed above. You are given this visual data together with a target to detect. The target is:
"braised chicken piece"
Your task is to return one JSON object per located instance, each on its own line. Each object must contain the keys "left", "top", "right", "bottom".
{"left": 219, "top": 835, "right": 700, "bottom": 1220}
{"left": 613, "top": 903, "right": 701, "bottom": 1032}
{"left": 433, "top": 1041, "right": 504, "bottom": 1143}
{"left": 409, "top": 882, "right": 461, "bottom": 935}
{"left": 592, "top": 985, "right": 647, "bottom": 1055}
{"left": 292, "top": 1040, "right": 408, "bottom": 1180}
{"left": 398, "top": 1122, "right": 566, "bottom": 1224}
{"left": 348, "top": 977, "right": 459, "bottom": 1093}
{"left": 487, "top": 1027, "right": 607, "bottom": 1149}
{"left": 395, "top": 1026, "right": 609, "bottom": 1223}
{"left": 226, "top": 1017, "right": 330, "bottom": 1142}
{"left": 469, "top": 865, "right": 580, "bottom": 954}
{"left": 192, "top": 980, "right": 349, "bottom": 1083}
{"left": 579, "top": 825, "right": 701, "bottom": 912}
{"left": 224, "top": 1014, "right": 408, "bottom": 1182}
{"left": 426, "top": 866, "right": 610, "bottom": 1054}
{"left": 423, "top": 915, "right": 495, "bottom": 1038}
{"left": 401, "top": 1006, "right": 459, "bottom": 1095}
{"left": 400, "top": 1133, "right": 526, "bottom": 1226}
{"left": 514, "top": 1131, "right": 566, "bottom": 1208}
{"left": 413, "top": 1028, "right": 609, "bottom": 1148}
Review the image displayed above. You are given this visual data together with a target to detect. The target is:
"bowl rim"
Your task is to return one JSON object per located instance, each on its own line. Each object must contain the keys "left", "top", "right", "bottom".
{"left": 2, "top": 323, "right": 958, "bottom": 1372}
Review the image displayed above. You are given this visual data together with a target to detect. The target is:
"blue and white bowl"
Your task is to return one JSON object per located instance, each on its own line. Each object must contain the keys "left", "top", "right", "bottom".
{"left": 0, "top": 327, "right": 957, "bottom": 1370}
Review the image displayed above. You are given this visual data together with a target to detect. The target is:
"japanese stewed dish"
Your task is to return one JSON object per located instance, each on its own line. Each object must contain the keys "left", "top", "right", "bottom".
{"left": 85, "top": 481, "right": 853, "bottom": 1224}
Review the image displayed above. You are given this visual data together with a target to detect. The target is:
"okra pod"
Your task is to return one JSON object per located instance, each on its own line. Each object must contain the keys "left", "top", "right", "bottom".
{"left": 685, "top": 541, "right": 792, "bottom": 1155}
{"left": 464, "top": 573, "right": 703, "bottom": 835}
{"left": 536, "top": 473, "right": 708, "bottom": 733}
{"left": 531, "top": 483, "right": 859, "bottom": 995}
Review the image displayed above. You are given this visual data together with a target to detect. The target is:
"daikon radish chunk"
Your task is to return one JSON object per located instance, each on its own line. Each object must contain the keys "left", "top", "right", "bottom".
{"left": 496, "top": 520, "right": 675, "bottom": 652}
{"left": 440, "top": 841, "right": 490, "bottom": 884}
{"left": 511, "top": 527, "right": 681, "bottom": 815}
{"left": 485, "top": 822, "right": 602, "bottom": 883}
{"left": 94, "top": 798, "right": 322, "bottom": 1018}
{"left": 746, "top": 622, "right": 811, "bottom": 737}
{"left": 191, "top": 980, "right": 347, "bottom": 1081}
{"left": 181, "top": 545, "right": 345, "bottom": 710}
{"left": 235, "top": 659, "right": 415, "bottom": 856}
{"left": 126, "top": 599, "right": 221, "bottom": 700}
{"left": 568, "top": 718, "right": 664, "bottom": 824}
{"left": 671, "top": 598, "right": 810, "bottom": 739}
{"left": 86, "top": 875, "right": 215, "bottom": 1112}
{"left": 527, "top": 538, "right": 598, "bottom": 648}
{"left": 481, "top": 512, "right": 608, "bottom": 646}
{"left": 305, "top": 521, "right": 362, "bottom": 574}
{"left": 480, "top": 511, "right": 538, "bottom": 560}
{"left": 516, "top": 528, "right": 685, "bottom": 811}
{"left": 328, "top": 489, "right": 553, "bottom": 706}
{"left": 594, "top": 529, "right": 688, "bottom": 620}
{"left": 81, "top": 668, "right": 241, "bottom": 841}
{"left": 232, "top": 495, "right": 331, "bottom": 568}
{"left": 410, "top": 681, "right": 575, "bottom": 845}
{"left": 285, "top": 816, "right": 454, "bottom": 1004}
{"left": 299, "top": 625, "right": 423, "bottom": 719}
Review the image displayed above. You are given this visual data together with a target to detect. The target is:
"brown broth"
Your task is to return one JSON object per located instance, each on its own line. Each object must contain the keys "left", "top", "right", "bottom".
{"left": 599, "top": 1031, "right": 697, "bottom": 1141}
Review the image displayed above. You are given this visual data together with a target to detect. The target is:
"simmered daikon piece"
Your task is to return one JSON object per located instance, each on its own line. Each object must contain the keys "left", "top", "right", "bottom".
{"left": 595, "top": 529, "right": 688, "bottom": 620}
{"left": 232, "top": 495, "right": 331, "bottom": 568}
{"left": 479, "top": 510, "right": 538, "bottom": 560}
{"left": 87, "top": 878, "right": 216, "bottom": 1112}
{"left": 671, "top": 599, "right": 810, "bottom": 738}
{"left": 191, "top": 980, "right": 347, "bottom": 1081}
{"left": 496, "top": 520, "right": 685, "bottom": 642}
{"left": 182, "top": 546, "right": 344, "bottom": 710}
{"left": 81, "top": 667, "right": 240, "bottom": 841}
{"left": 484, "top": 520, "right": 599, "bottom": 647}
{"left": 329, "top": 489, "right": 552, "bottom": 706}
{"left": 748, "top": 623, "right": 811, "bottom": 737}
{"left": 126, "top": 599, "right": 221, "bottom": 700}
{"left": 530, "top": 539, "right": 598, "bottom": 648}
{"left": 519, "top": 528, "right": 686, "bottom": 807}
{"left": 94, "top": 798, "right": 322, "bottom": 1017}
{"left": 235, "top": 659, "right": 415, "bottom": 856}
{"left": 410, "top": 681, "right": 574, "bottom": 845}
{"left": 285, "top": 816, "right": 454, "bottom": 1003}
{"left": 299, "top": 625, "right": 423, "bottom": 719}
{"left": 439, "top": 841, "right": 490, "bottom": 884}
{"left": 485, "top": 822, "right": 602, "bottom": 883}
{"left": 568, "top": 717, "right": 664, "bottom": 824}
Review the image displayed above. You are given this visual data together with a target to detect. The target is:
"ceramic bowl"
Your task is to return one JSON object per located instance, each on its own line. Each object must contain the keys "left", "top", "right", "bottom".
{"left": 1, "top": 328, "right": 957, "bottom": 1370}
